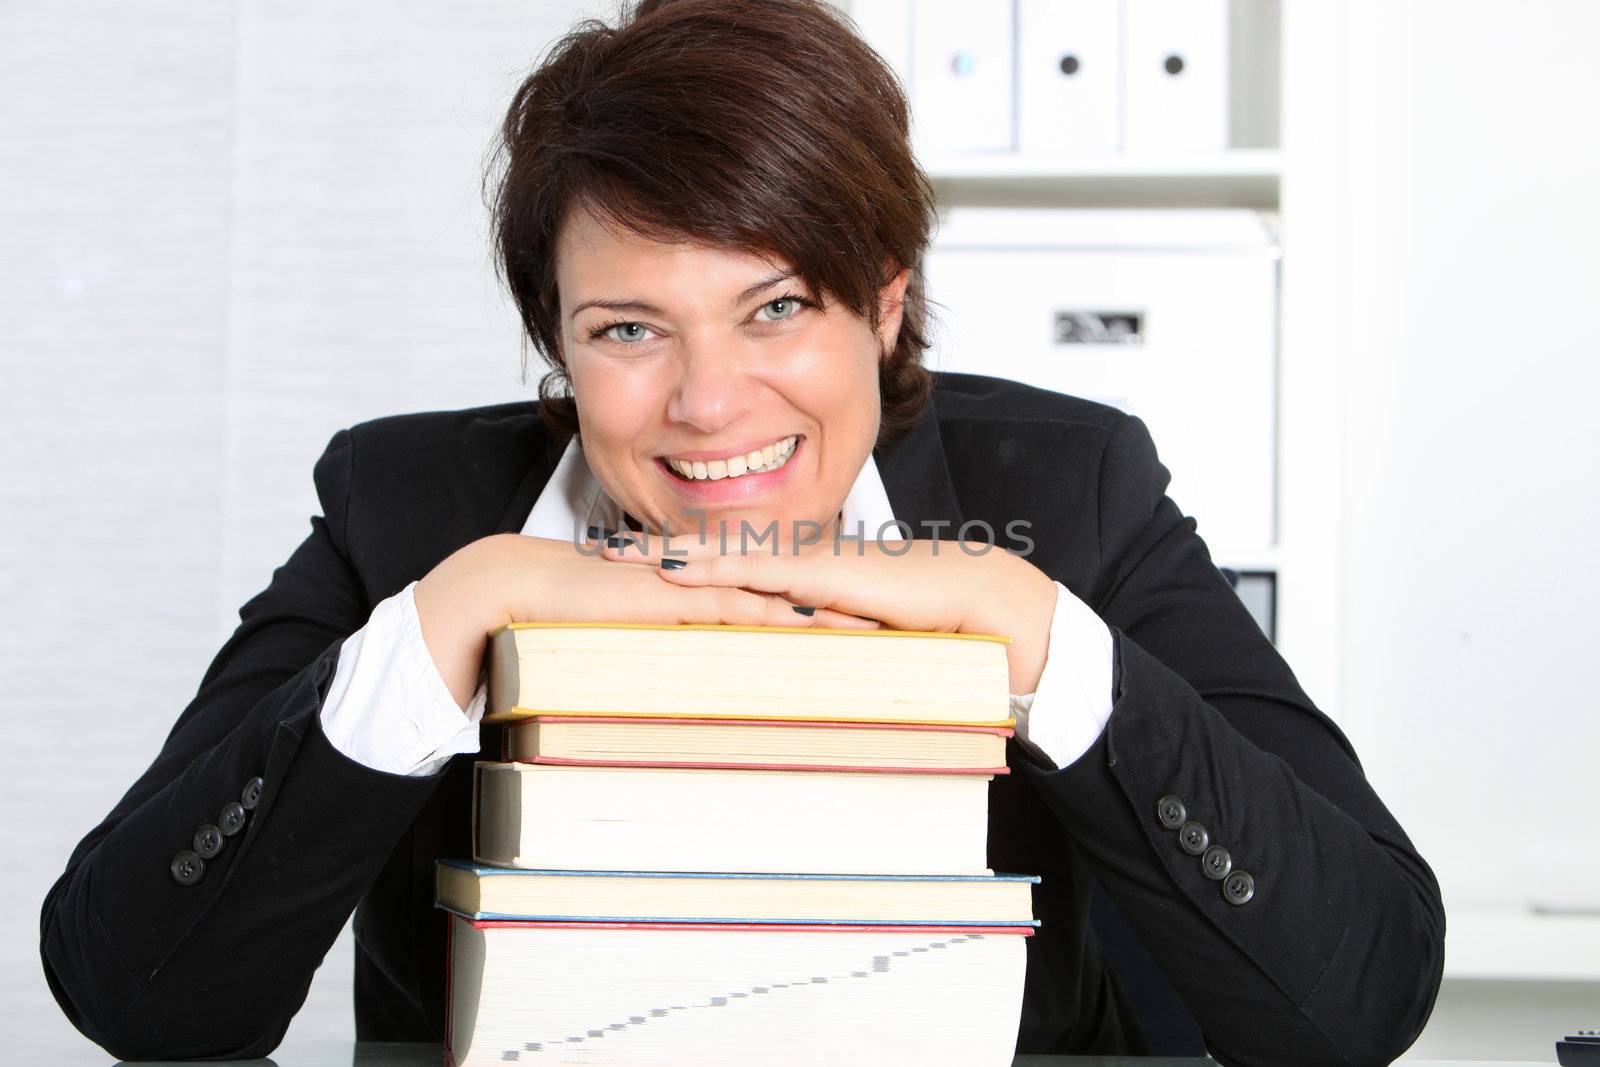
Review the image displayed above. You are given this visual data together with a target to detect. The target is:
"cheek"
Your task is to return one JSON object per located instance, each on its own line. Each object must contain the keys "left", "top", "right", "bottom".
{"left": 776, "top": 323, "right": 880, "bottom": 419}
{"left": 571, "top": 356, "right": 668, "bottom": 443}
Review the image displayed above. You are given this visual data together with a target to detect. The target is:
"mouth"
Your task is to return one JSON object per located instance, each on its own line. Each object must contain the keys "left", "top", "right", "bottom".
{"left": 659, "top": 434, "right": 803, "bottom": 483}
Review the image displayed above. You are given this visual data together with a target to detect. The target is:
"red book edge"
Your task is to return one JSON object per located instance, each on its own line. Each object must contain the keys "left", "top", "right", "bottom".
{"left": 456, "top": 916, "right": 1034, "bottom": 934}
{"left": 510, "top": 716, "right": 1015, "bottom": 734}
{"left": 514, "top": 755, "right": 1010, "bottom": 775}
{"left": 500, "top": 717, "right": 1015, "bottom": 772}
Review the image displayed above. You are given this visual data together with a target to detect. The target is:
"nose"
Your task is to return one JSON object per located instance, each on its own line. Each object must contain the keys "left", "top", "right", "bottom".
{"left": 664, "top": 331, "right": 755, "bottom": 434}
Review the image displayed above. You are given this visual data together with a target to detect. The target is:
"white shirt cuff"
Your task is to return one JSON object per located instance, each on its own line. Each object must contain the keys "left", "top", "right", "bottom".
{"left": 1008, "top": 580, "right": 1115, "bottom": 771}
{"left": 319, "top": 579, "right": 486, "bottom": 776}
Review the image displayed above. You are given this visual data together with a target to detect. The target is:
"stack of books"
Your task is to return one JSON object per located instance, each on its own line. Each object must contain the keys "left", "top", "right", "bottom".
{"left": 435, "top": 621, "right": 1040, "bottom": 1066}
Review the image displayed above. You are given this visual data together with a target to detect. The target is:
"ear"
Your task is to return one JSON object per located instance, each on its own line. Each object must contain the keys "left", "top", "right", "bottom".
{"left": 874, "top": 261, "right": 911, "bottom": 360}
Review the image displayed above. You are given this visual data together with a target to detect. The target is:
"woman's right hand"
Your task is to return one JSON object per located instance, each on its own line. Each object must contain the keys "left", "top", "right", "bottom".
{"left": 412, "top": 532, "right": 878, "bottom": 711}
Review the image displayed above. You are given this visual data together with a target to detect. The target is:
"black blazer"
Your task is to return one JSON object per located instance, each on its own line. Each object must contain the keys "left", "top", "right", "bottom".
{"left": 40, "top": 371, "right": 1444, "bottom": 1065}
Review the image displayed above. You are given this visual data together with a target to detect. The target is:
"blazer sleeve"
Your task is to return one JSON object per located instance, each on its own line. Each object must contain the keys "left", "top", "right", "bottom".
{"left": 1012, "top": 413, "right": 1445, "bottom": 1067}
{"left": 39, "top": 427, "right": 447, "bottom": 1061}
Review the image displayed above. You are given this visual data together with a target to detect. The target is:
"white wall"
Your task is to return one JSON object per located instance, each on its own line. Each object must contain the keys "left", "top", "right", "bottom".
{"left": 1334, "top": 0, "right": 1600, "bottom": 911}
{"left": 1323, "top": 1, "right": 1600, "bottom": 1059}
{"left": 0, "top": 2, "right": 597, "bottom": 1057}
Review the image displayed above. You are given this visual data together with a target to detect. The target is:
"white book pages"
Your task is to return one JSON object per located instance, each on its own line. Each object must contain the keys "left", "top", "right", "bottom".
{"left": 473, "top": 763, "right": 992, "bottom": 876}
{"left": 448, "top": 918, "right": 1028, "bottom": 1066}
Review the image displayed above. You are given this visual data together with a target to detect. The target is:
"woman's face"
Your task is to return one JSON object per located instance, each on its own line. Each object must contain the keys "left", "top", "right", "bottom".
{"left": 554, "top": 203, "right": 908, "bottom": 546}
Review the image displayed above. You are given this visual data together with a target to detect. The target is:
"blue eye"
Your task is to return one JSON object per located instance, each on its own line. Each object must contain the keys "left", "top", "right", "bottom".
{"left": 589, "top": 320, "right": 654, "bottom": 344}
{"left": 756, "top": 294, "right": 814, "bottom": 322}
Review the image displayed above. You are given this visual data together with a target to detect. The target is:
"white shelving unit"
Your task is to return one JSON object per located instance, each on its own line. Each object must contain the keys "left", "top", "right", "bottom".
{"left": 848, "top": 0, "right": 1298, "bottom": 649}
{"left": 923, "top": 148, "right": 1280, "bottom": 208}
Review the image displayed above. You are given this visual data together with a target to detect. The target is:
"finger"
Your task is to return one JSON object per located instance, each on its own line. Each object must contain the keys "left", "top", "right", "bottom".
{"left": 595, "top": 558, "right": 885, "bottom": 631}
{"left": 679, "top": 585, "right": 816, "bottom": 628}
{"left": 594, "top": 529, "right": 732, "bottom": 565}
{"left": 593, "top": 521, "right": 847, "bottom": 564}
{"left": 665, "top": 563, "right": 889, "bottom": 630}
{"left": 808, "top": 607, "right": 883, "bottom": 630}
{"left": 653, "top": 550, "right": 830, "bottom": 613}
{"left": 758, "top": 597, "right": 882, "bottom": 631}
{"left": 637, "top": 562, "right": 881, "bottom": 629}
{"left": 660, "top": 585, "right": 871, "bottom": 631}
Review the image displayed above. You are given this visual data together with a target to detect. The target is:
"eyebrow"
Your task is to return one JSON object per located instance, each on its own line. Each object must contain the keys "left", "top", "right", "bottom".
{"left": 567, "top": 268, "right": 801, "bottom": 321}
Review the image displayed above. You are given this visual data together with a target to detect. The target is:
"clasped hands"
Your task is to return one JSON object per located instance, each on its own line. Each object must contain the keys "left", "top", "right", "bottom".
{"left": 588, "top": 526, "right": 1061, "bottom": 695}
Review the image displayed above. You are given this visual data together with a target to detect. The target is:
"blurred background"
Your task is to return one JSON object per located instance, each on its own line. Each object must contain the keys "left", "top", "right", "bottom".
{"left": 3, "top": 0, "right": 1596, "bottom": 1061}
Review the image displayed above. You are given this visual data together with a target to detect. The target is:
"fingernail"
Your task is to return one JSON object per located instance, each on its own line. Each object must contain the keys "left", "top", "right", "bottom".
{"left": 660, "top": 558, "right": 687, "bottom": 570}
{"left": 605, "top": 534, "right": 633, "bottom": 548}
{"left": 792, "top": 605, "right": 816, "bottom": 616}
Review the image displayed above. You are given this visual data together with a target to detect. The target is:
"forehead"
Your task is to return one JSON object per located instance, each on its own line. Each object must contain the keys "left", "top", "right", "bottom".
{"left": 554, "top": 202, "right": 789, "bottom": 298}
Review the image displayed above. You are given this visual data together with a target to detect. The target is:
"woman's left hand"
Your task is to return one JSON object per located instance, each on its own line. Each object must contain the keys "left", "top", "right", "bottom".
{"left": 593, "top": 531, "right": 1059, "bottom": 694}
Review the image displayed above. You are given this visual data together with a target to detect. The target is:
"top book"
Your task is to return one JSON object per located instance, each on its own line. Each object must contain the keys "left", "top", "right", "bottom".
{"left": 485, "top": 622, "right": 1013, "bottom": 726}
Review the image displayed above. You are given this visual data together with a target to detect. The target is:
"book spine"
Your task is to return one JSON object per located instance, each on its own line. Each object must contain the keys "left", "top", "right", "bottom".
{"left": 496, "top": 621, "right": 1011, "bottom": 641}
{"left": 435, "top": 860, "right": 1037, "bottom": 883}
{"left": 510, "top": 716, "right": 1016, "bottom": 736}
{"left": 516, "top": 755, "right": 1010, "bottom": 775}
{"left": 460, "top": 912, "right": 1040, "bottom": 926}
{"left": 485, "top": 708, "right": 1016, "bottom": 728}
{"left": 465, "top": 920, "right": 1035, "bottom": 935}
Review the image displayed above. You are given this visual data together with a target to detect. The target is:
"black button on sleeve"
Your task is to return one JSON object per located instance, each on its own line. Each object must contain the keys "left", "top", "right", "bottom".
{"left": 241, "top": 776, "right": 264, "bottom": 810}
{"left": 1156, "top": 795, "right": 1187, "bottom": 830}
{"left": 1178, "top": 821, "right": 1210, "bottom": 855}
{"left": 219, "top": 801, "right": 247, "bottom": 836}
{"left": 170, "top": 851, "right": 205, "bottom": 886}
{"left": 1201, "top": 845, "right": 1232, "bottom": 880}
{"left": 1224, "top": 871, "right": 1256, "bottom": 905}
{"left": 193, "top": 824, "right": 224, "bottom": 860}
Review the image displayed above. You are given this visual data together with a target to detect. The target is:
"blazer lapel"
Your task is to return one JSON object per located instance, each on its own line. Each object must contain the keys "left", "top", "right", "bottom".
{"left": 873, "top": 390, "right": 966, "bottom": 539}
{"left": 492, "top": 423, "right": 573, "bottom": 535}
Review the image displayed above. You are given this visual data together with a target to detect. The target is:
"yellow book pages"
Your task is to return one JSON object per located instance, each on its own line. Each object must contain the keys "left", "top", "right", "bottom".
{"left": 488, "top": 621, "right": 1011, "bottom": 642}
{"left": 484, "top": 623, "right": 1014, "bottom": 726}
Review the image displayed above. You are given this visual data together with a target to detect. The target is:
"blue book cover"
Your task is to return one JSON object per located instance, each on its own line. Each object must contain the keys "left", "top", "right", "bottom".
{"left": 435, "top": 859, "right": 1041, "bottom": 926}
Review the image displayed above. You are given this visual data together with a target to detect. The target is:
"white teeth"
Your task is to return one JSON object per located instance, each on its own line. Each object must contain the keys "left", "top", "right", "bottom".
{"left": 668, "top": 435, "right": 798, "bottom": 482}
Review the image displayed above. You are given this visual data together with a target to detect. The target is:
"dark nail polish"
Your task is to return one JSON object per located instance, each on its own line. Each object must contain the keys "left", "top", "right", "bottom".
{"left": 585, "top": 525, "right": 602, "bottom": 539}
{"left": 606, "top": 534, "right": 633, "bottom": 548}
{"left": 792, "top": 605, "right": 816, "bottom": 616}
{"left": 660, "top": 558, "right": 687, "bottom": 570}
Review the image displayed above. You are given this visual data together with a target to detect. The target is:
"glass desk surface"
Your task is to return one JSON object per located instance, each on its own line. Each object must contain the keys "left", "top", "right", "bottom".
{"left": 27, "top": 1041, "right": 1550, "bottom": 1066}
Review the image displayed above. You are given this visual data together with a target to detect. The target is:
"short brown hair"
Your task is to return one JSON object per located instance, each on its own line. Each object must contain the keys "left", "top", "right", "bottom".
{"left": 484, "top": 0, "right": 937, "bottom": 448}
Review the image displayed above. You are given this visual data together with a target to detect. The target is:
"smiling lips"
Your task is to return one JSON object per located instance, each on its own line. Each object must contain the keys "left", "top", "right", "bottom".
{"left": 663, "top": 434, "right": 800, "bottom": 482}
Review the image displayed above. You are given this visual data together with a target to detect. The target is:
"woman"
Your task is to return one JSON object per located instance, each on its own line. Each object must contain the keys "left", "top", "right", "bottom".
{"left": 39, "top": 0, "right": 1444, "bottom": 1063}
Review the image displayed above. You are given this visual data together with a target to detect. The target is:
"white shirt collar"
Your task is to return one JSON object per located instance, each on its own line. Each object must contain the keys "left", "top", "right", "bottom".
{"left": 520, "top": 436, "right": 905, "bottom": 543}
